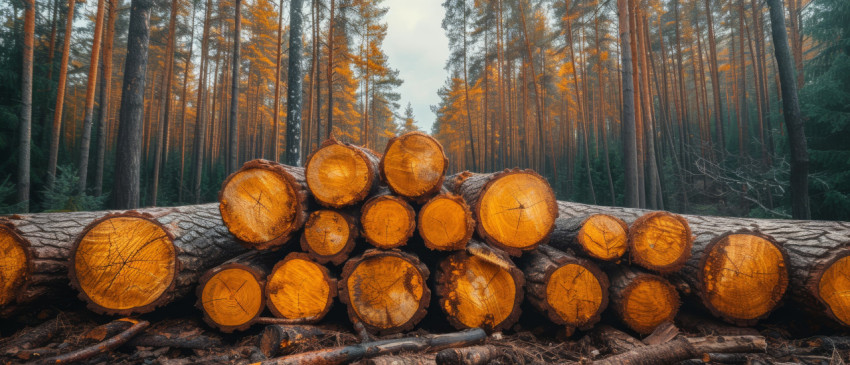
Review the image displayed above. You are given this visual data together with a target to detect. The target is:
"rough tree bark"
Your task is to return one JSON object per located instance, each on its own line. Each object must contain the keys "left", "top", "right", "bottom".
{"left": 285, "top": 0, "right": 304, "bottom": 165}
{"left": 17, "top": 0, "right": 34, "bottom": 212}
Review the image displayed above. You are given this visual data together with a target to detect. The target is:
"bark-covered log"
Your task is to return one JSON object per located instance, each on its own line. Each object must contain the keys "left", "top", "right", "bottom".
{"left": 608, "top": 266, "right": 680, "bottom": 334}
{"left": 592, "top": 335, "right": 767, "bottom": 365}
{"left": 380, "top": 132, "right": 448, "bottom": 203}
{"left": 418, "top": 193, "right": 475, "bottom": 251}
{"left": 360, "top": 190, "right": 416, "bottom": 249}
{"left": 435, "top": 345, "right": 500, "bottom": 365}
{"left": 197, "top": 251, "right": 270, "bottom": 332}
{"left": 519, "top": 245, "right": 608, "bottom": 330}
{"left": 299, "top": 209, "right": 358, "bottom": 265}
{"left": 588, "top": 325, "right": 645, "bottom": 355}
{"left": 435, "top": 240, "right": 524, "bottom": 332}
{"left": 548, "top": 214, "right": 629, "bottom": 262}
{"left": 449, "top": 170, "right": 558, "bottom": 256}
{"left": 265, "top": 252, "right": 336, "bottom": 322}
{"left": 258, "top": 324, "right": 327, "bottom": 357}
{"left": 558, "top": 201, "right": 849, "bottom": 326}
{"left": 218, "top": 159, "right": 309, "bottom": 250}
{"left": 65, "top": 204, "right": 245, "bottom": 316}
{"left": 339, "top": 249, "right": 430, "bottom": 335}
{"left": 305, "top": 138, "right": 381, "bottom": 208}
{"left": 628, "top": 211, "right": 693, "bottom": 273}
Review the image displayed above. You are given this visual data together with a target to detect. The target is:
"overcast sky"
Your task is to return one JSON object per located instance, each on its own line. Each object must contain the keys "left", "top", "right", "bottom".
{"left": 383, "top": 0, "right": 449, "bottom": 133}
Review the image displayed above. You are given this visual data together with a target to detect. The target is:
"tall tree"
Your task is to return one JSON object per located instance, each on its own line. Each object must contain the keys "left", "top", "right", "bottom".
{"left": 17, "top": 0, "right": 35, "bottom": 212}
{"left": 193, "top": 0, "right": 213, "bottom": 203}
{"left": 618, "top": 0, "right": 639, "bottom": 207}
{"left": 77, "top": 0, "right": 107, "bottom": 193}
{"left": 94, "top": 0, "right": 118, "bottom": 197}
{"left": 150, "top": 0, "right": 179, "bottom": 206}
{"left": 46, "top": 0, "right": 77, "bottom": 187}
{"left": 273, "top": 0, "right": 285, "bottom": 162}
{"left": 229, "top": 0, "right": 243, "bottom": 173}
{"left": 325, "top": 0, "right": 336, "bottom": 139}
{"left": 285, "top": 0, "right": 304, "bottom": 165}
{"left": 178, "top": 0, "right": 196, "bottom": 202}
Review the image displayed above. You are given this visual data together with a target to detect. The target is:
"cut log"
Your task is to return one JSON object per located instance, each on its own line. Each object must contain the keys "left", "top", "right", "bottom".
{"left": 548, "top": 214, "right": 629, "bottom": 261}
{"left": 339, "top": 249, "right": 430, "bottom": 335}
{"left": 449, "top": 169, "right": 558, "bottom": 256}
{"left": 592, "top": 335, "right": 766, "bottom": 365}
{"left": 435, "top": 240, "right": 524, "bottom": 332}
{"left": 265, "top": 252, "right": 336, "bottom": 322}
{"left": 418, "top": 193, "right": 475, "bottom": 251}
{"left": 197, "top": 251, "right": 269, "bottom": 332}
{"left": 608, "top": 266, "right": 680, "bottom": 334}
{"left": 589, "top": 325, "right": 645, "bottom": 355}
{"left": 219, "top": 159, "right": 309, "bottom": 250}
{"left": 380, "top": 131, "right": 448, "bottom": 202}
{"left": 435, "top": 345, "right": 500, "bottom": 365}
{"left": 628, "top": 211, "right": 693, "bottom": 273}
{"left": 299, "top": 209, "right": 358, "bottom": 265}
{"left": 258, "top": 324, "right": 327, "bottom": 357}
{"left": 305, "top": 138, "right": 381, "bottom": 208}
{"left": 360, "top": 191, "right": 416, "bottom": 249}
{"left": 519, "top": 245, "right": 609, "bottom": 330}
{"left": 67, "top": 204, "right": 245, "bottom": 316}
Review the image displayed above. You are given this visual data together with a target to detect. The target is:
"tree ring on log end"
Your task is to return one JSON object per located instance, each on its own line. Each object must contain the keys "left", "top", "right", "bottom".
{"left": 818, "top": 254, "right": 850, "bottom": 326}
{"left": 0, "top": 222, "right": 30, "bottom": 307}
{"left": 477, "top": 170, "right": 558, "bottom": 255}
{"left": 546, "top": 263, "right": 606, "bottom": 327}
{"left": 699, "top": 232, "right": 788, "bottom": 325}
{"left": 619, "top": 275, "right": 679, "bottom": 334}
{"left": 219, "top": 160, "right": 302, "bottom": 250}
{"left": 70, "top": 213, "right": 176, "bottom": 314}
{"left": 578, "top": 215, "right": 629, "bottom": 261}
{"left": 199, "top": 264, "right": 265, "bottom": 332}
{"left": 418, "top": 194, "right": 474, "bottom": 251}
{"left": 380, "top": 132, "right": 448, "bottom": 201}
{"left": 305, "top": 141, "right": 375, "bottom": 208}
{"left": 266, "top": 253, "right": 336, "bottom": 321}
{"left": 361, "top": 196, "right": 416, "bottom": 249}
{"left": 300, "top": 210, "right": 357, "bottom": 264}
{"left": 628, "top": 212, "right": 693, "bottom": 273}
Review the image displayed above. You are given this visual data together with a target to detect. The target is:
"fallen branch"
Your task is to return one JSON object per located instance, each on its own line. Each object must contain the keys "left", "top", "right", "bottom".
{"left": 435, "top": 345, "right": 500, "bottom": 365}
{"left": 255, "top": 316, "right": 321, "bottom": 325}
{"left": 0, "top": 317, "right": 61, "bottom": 356}
{"left": 592, "top": 335, "right": 767, "bottom": 365}
{"left": 256, "top": 328, "right": 486, "bottom": 365}
{"left": 35, "top": 319, "right": 149, "bottom": 365}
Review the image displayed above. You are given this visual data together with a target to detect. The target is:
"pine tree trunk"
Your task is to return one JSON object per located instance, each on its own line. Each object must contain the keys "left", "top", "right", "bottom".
{"left": 17, "top": 0, "right": 34, "bottom": 212}
{"left": 192, "top": 0, "right": 213, "bottom": 203}
{"left": 150, "top": 0, "right": 178, "bottom": 206}
{"left": 178, "top": 2, "right": 196, "bottom": 203}
{"left": 228, "top": 0, "right": 242, "bottom": 174}
{"left": 618, "top": 0, "right": 639, "bottom": 208}
{"left": 94, "top": 0, "right": 117, "bottom": 197}
{"left": 47, "top": 0, "right": 77, "bottom": 188}
{"left": 77, "top": 0, "right": 107, "bottom": 194}
{"left": 285, "top": 0, "right": 304, "bottom": 165}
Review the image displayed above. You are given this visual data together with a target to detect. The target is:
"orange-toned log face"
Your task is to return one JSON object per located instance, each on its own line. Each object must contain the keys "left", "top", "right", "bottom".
{"left": 819, "top": 255, "right": 850, "bottom": 326}
{"left": 545, "top": 263, "right": 604, "bottom": 326}
{"left": 442, "top": 256, "right": 517, "bottom": 330}
{"left": 622, "top": 277, "right": 678, "bottom": 334}
{"left": 346, "top": 256, "right": 425, "bottom": 330}
{"left": 267, "top": 258, "right": 332, "bottom": 319}
{"left": 361, "top": 197, "right": 414, "bottom": 249}
{"left": 382, "top": 133, "right": 446, "bottom": 198}
{"left": 578, "top": 215, "right": 628, "bottom": 260}
{"left": 303, "top": 211, "right": 351, "bottom": 256}
{"left": 201, "top": 267, "right": 264, "bottom": 328}
{"left": 306, "top": 144, "right": 372, "bottom": 207}
{"left": 74, "top": 217, "right": 176, "bottom": 311}
{"left": 419, "top": 195, "right": 471, "bottom": 250}
{"left": 478, "top": 173, "right": 557, "bottom": 252}
{"left": 0, "top": 226, "right": 28, "bottom": 306}
{"left": 629, "top": 212, "right": 691, "bottom": 270}
{"left": 702, "top": 234, "right": 787, "bottom": 321}
{"left": 220, "top": 167, "right": 298, "bottom": 245}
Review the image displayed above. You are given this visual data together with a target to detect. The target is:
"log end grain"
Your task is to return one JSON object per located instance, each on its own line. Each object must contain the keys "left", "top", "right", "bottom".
{"left": 577, "top": 214, "right": 629, "bottom": 261}
{"left": 818, "top": 253, "right": 850, "bottom": 326}
{"left": 700, "top": 232, "right": 789, "bottom": 326}
{"left": 613, "top": 271, "right": 680, "bottom": 334}
{"left": 219, "top": 159, "right": 306, "bottom": 250}
{"left": 70, "top": 213, "right": 177, "bottom": 315}
{"left": 629, "top": 211, "right": 693, "bottom": 273}
{"left": 197, "top": 263, "right": 266, "bottom": 333}
{"left": 266, "top": 253, "right": 336, "bottom": 322}
{"left": 305, "top": 139, "right": 378, "bottom": 208}
{"left": 418, "top": 193, "right": 474, "bottom": 251}
{"left": 0, "top": 221, "right": 30, "bottom": 307}
{"left": 380, "top": 131, "right": 448, "bottom": 201}
{"left": 300, "top": 210, "right": 357, "bottom": 265}
{"left": 546, "top": 262, "right": 608, "bottom": 328}
{"left": 361, "top": 195, "right": 416, "bottom": 249}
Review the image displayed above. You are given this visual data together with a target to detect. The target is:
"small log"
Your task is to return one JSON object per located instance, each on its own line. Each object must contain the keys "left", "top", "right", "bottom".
{"left": 548, "top": 214, "right": 629, "bottom": 261}
{"left": 126, "top": 325, "right": 221, "bottom": 349}
{"left": 360, "top": 190, "right": 417, "bottom": 249}
{"left": 675, "top": 311, "right": 761, "bottom": 337}
{"left": 257, "top": 328, "right": 486, "bottom": 365}
{"left": 265, "top": 252, "right": 336, "bottom": 322}
{"left": 80, "top": 318, "right": 136, "bottom": 345}
{"left": 67, "top": 204, "right": 246, "bottom": 315}
{"left": 628, "top": 211, "right": 693, "bottom": 273}
{"left": 197, "top": 251, "right": 270, "bottom": 332}
{"left": 380, "top": 131, "right": 448, "bottom": 202}
{"left": 258, "top": 324, "right": 327, "bottom": 358}
{"left": 435, "top": 345, "right": 500, "bottom": 365}
{"left": 35, "top": 319, "right": 149, "bottom": 365}
{"left": 305, "top": 138, "right": 381, "bottom": 208}
{"left": 218, "top": 159, "right": 309, "bottom": 250}
{"left": 449, "top": 169, "right": 558, "bottom": 256}
{"left": 299, "top": 209, "right": 358, "bottom": 265}
{"left": 365, "top": 354, "right": 437, "bottom": 365}
{"left": 339, "top": 249, "right": 430, "bottom": 335}
{"left": 0, "top": 317, "right": 60, "bottom": 355}
{"left": 519, "top": 245, "right": 608, "bottom": 330}
{"left": 435, "top": 240, "right": 524, "bottom": 332}
{"left": 592, "top": 335, "right": 767, "bottom": 365}
{"left": 418, "top": 193, "right": 475, "bottom": 251}
{"left": 608, "top": 266, "right": 680, "bottom": 334}
{"left": 589, "top": 325, "right": 645, "bottom": 355}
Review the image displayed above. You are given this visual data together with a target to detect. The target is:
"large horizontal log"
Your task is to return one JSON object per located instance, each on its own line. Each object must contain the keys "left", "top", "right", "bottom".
{"left": 380, "top": 132, "right": 449, "bottom": 203}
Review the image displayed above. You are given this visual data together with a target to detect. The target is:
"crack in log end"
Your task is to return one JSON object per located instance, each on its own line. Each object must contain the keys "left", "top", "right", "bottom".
{"left": 0, "top": 225, "right": 29, "bottom": 306}
{"left": 266, "top": 256, "right": 334, "bottom": 320}
{"left": 306, "top": 143, "right": 372, "bottom": 208}
{"left": 361, "top": 197, "right": 415, "bottom": 249}
{"left": 220, "top": 167, "right": 298, "bottom": 246}
{"left": 621, "top": 276, "right": 680, "bottom": 334}
{"left": 381, "top": 132, "right": 447, "bottom": 200}
{"left": 629, "top": 212, "right": 693, "bottom": 273}
{"left": 701, "top": 233, "right": 788, "bottom": 322}
{"left": 302, "top": 211, "right": 350, "bottom": 257}
{"left": 418, "top": 194, "right": 474, "bottom": 251}
{"left": 578, "top": 215, "right": 629, "bottom": 261}
{"left": 546, "top": 264, "right": 605, "bottom": 326}
{"left": 439, "top": 255, "right": 518, "bottom": 332}
{"left": 346, "top": 256, "right": 425, "bottom": 331}
{"left": 817, "top": 255, "right": 850, "bottom": 325}
{"left": 73, "top": 216, "right": 176, "bottom": 312}
{"left": 201, "top": 268, "right": 264, "bottom": 329}
{"left": 478, "top": 172, "right": 557, "bottom": 254}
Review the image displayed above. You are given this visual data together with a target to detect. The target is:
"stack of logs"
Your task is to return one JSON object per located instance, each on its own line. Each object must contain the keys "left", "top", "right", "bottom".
{"left": 2, "top": 131, "right": 850, "bottom": 363}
